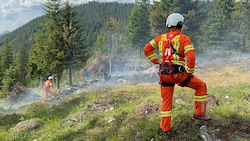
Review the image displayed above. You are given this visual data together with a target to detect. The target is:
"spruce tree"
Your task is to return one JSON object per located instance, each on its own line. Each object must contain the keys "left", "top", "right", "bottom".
{"left": 29, "top": 32, "right": 48, "bottom": 87}
{"left": 1, "top": 65, "right": 17, "bottom": 93}
{"left": 125, "top": 0, "right": 151, "bottom": 59}
{"left": 44, "top": 0, "right": 65, "bottom": 89}
{"left": 105, "top": 17, "right": 118, "bottom": 75}
{"left": 232, "top": 1, "right": 250, "bottom": 52}
{"left": 61, "top": 0, "right": 89, "bottom": 85}
{"left": 93, "top": 34, "right": 108, "bottom": 55}
{"left": 149, "top": 0, "right": 176, "bottom": 36}
{"left": 0, "top": 38, "right": 14, "bottom": 88}
{"left": 1, "top": 38, "right": 14, "bottom": 73}
{"left": 201, "top": 0, "right": 235, "bottom": 51}
{"left": 0, "top": 38, "right": 15, "bottom": 96}
{"left": 31, "top": 0, "right": 65, "bottom": 89}
{"left": 15, "top": 44, "right": 29, "bottom": 86}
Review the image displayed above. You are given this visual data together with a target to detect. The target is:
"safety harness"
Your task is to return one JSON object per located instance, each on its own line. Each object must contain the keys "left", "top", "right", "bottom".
{"left": 158, "top": 32, "right": 192, "bottom": 87}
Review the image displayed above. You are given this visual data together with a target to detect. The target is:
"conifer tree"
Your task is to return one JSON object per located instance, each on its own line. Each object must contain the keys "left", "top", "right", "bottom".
{"left": 201, "top": 0, "right": 235, "bottom": 50}
{"left": 44, "top": 0, "right": 65, "bottom": 89}
{"left": 0, "top": 38, "right": 15, "bottom": 96}
{"left": 31, "top": 0, "right": 65, "bottom": 89}
{"left": 232, "top": 1, "right": 250, "bottom": 52}
{"left": 125, "top": 0, "right": 151, "bottom": 59}
{"left": 149, "top": 0, "right": 175, "bottom": 36}
{"left": 0, "top": 38, "right": 14, "bottom": 87}
{"left": 1, "top": 38, "right": 14, "bottom": 73}
{"left": 61, "top": 0, "right": 89, "bottom": 85}
{"left": 15, "top": 44, "right": 29, "bottom": 86}
{"left": 29, "top": 32, "right": 48, "bottom": 87}
{"left": 149, "top": 0, "right": 197, "bottom": 35}
{"left": 105, "top": 17, "right": 118, "bottom": 75}
{"left": 93, "top": 34, "right": 108, "bottom": 55}
{"left": 1, "top": 65, "right": 17, "bottom": 93}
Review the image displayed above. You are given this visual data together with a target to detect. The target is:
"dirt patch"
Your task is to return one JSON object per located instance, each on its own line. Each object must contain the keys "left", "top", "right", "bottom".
{"left": 206, "top": 94, "right": 220, "bottom": 109}
{"left": 135, "top": 102, "right": 160, "bottom": 117}
{"left": 12, "top": 118, "right": 40, "bottom": 131}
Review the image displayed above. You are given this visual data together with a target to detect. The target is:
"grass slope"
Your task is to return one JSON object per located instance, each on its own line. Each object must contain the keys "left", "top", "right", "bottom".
{"left": 0, "top": 60, "right": 250, "bottom": 141}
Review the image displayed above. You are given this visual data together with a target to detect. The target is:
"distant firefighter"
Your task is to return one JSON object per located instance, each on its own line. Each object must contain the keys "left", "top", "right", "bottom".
{"left": 42, "top": 76, "right": 53, "bottom": 100}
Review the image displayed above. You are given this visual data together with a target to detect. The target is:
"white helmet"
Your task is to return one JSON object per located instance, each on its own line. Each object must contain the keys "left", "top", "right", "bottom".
{"left": 48, "top": 76, "right": 53, "bottom": 80}
{"left": 166, "top": 13, "right": 184, "bottom": 28}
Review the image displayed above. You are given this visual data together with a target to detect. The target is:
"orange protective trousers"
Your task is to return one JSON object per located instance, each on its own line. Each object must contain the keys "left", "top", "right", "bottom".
{"left": 44, "top": 87, "right": 51, "bottom": 98}
{"left": 160, "top": 71, "right": 207, "bottom": 132}
{"left": 43, "top": 80, "right": 53, "bottom": 99}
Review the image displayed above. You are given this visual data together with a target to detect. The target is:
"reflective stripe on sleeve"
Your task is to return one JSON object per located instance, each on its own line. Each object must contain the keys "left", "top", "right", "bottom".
{"left": 184, "top": 45, "right": 194, "bottom": 53}
{"left": 147, "top": 54, "right": 157, "bottom": 61}
{"left": 150, "top": 40, "right": 158, "bottom": 48}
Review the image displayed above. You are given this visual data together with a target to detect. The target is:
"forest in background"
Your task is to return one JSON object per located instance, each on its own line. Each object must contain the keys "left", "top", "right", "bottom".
{"left": 0, "top": 0, "right": 249, "bottom": 98}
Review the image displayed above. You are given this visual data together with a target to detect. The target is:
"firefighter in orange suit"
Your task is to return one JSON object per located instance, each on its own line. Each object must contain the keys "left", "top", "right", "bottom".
{"left": 42, "top": 76, "right": 53, "bottom": 100}
{"left": 143, "top": 13, "right": 211, "bottom": 134}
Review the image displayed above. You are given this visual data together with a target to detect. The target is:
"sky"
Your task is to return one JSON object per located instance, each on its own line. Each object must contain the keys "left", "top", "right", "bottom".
{"left": 0, "top": 0, "right": 133, "bottom": 34}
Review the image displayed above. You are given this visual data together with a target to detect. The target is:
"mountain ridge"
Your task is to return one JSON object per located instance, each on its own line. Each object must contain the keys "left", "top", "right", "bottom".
{"left": 0, "top": 31, "right": 10, "bottom": 37}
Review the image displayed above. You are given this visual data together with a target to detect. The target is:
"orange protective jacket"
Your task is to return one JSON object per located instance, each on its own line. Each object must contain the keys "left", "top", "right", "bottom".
{"left": 144, "top": 29, "right": 195, "bottom": 74}
{"left": 43, "top": 80, "right": 53, "bottom": 90}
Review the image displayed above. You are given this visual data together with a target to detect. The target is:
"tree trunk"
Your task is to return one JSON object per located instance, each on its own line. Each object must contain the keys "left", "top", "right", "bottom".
{"left": 139, "top": 46, "right": 142, "bottom": 59}
{"left": 56, "top": 71, "right": 60, "bottom": 89}
{"left": 109, "top": 32, "right": 112, "bottom": 75}
{"left": 40, "top": 75, "right": 43, "bottom": 88}
{"left": 68, "top": 67, "right": 72, "bottom": 85}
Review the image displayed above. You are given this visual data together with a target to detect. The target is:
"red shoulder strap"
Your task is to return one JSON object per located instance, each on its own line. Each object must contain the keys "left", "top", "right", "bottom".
{"left": 158, "top": 32, "right": 180, "bottom": 85}
{"left": 161, "top": 32, "right": 179, "bottom": 68}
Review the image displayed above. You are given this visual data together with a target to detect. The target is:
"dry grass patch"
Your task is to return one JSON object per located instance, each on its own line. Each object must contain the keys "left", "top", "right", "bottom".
{"left": 198, "top": 66, "right": 249, "bottom": 88}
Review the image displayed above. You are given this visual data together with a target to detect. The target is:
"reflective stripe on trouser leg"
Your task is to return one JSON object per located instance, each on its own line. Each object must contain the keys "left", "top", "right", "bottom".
{"left": 194, "top": 95, "right": 207, "bottom": 115}
{"left": 160, "top": 86, "right": 174, "bottom": 132}
{"left": 185, "top": 75, "right": 208, "bottom": 116}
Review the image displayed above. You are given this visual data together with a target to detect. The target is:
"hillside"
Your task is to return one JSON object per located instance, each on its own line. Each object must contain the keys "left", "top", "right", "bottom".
{"left": 0, "top": 2, "right": 133, "bottom": 52}
{"left": 0, "top": 54, "right": 250, "bottom": 140}
{"left": 0, "top": 31, "right": 10, "bottom": 37}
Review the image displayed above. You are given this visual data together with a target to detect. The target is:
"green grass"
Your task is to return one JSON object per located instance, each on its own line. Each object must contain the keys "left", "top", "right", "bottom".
{"left": 0, "top": 76, "right": 250, "bottom": 140}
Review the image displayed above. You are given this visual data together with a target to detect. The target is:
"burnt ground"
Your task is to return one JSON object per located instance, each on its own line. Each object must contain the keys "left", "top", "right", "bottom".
{"left": 0, "top": 54, "right": 249, "bottom": 113}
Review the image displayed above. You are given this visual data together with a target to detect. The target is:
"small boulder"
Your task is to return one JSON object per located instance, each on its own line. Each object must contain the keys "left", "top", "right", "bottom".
{"left": 12, "top": 118, "right": 41, "bottom": 131}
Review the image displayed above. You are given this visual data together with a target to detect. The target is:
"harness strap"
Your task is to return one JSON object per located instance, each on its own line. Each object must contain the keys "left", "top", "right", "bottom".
{"left": 158, "top": 32, "right": 180, "bottom": 85}
{"left": 161, "top": 81, "right": 175, "bottom": 87}
{"left": 180, "top": 75, "right": 194, "bottom": 87}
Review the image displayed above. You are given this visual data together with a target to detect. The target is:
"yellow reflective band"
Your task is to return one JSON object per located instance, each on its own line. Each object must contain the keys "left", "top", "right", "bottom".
{"left": 174, "top": 41, "right": 180, "bottom": 51}
{"left": 147, "top": 54, "right": 157, "bottom": 61}
{"left": 173, "top": 53, "right": 179, "bottom": 62}
{"left": 173, "top": 61, "right": 185, "bottom": 66}
{"left": 161, "top": 34, "right": 167, "bottom": 40}
{"left": 161, "top": 111, "right": 172, "bottom": 117}
{"left": 186, "top": 67, "right": 194, "bottom": 73}
{"left": 150, "top": 40, "right": 158, "bottom": 48}
{"left": 194, "top": 95, "right": 207, "bottom": 102}
{"left": 164, "top": 60, "right": 185, "bottom": 66}
{"left": 184, "top": 45, "right": 195, "bottom": 53}
{"left": 159, "top": 41, "right": 164, "bottom": 57}
{"left": 159, "top": 34, "right": 166, "bottom": 57}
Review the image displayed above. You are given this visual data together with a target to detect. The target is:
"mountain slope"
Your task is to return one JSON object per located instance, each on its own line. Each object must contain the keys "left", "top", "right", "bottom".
{"left": 0, "top": 31, "right": 10, "bottom": 37}
{"left": 0, "top": 2, "right": 133, "bottom": 53}
{"left": 0, "top": 55, "right": 250, "bottom": 140}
